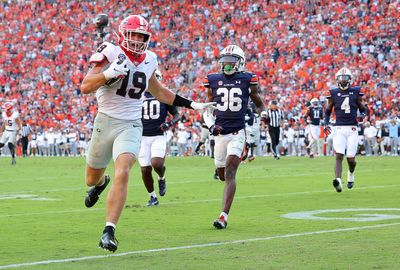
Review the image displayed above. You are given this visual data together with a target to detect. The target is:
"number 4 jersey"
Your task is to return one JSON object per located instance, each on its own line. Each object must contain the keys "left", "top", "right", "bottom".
{"left": 326, "top": 86, "right": 363, "bottom": 126}
{"left": 89, "top": 42, "right": 158, "bottom": 121}
{"left": 204, "top": 72, "right": 258, "bottom": 134}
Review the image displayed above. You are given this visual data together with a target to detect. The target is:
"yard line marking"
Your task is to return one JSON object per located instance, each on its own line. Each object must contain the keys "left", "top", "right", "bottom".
{"left": 0, "top": 222, "right": 399, "bottom": 269}
{"left": 1, "top": 184, "right": 400, "bottom": 218}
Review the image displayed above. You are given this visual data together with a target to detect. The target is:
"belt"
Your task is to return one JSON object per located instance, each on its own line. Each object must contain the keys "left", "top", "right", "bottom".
{"left": 6, "top": 129, "right": 15, "bottom": 132}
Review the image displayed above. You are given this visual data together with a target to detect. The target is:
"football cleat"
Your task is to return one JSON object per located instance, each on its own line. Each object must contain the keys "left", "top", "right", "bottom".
{"left": 85, "top": 175, "right": 110, "bottom": 208}
{"left": 146, "top": 196, "right": 159, "bottom": 207}
{"left": 332, "top": 178, "right": 342, "bottom": 193}
{"left": 158, "top": 179, "right": 167, "bottom": 196}
{"left": 11, "top": 158, "right": 16, "bottom": 165}
{"left": 248, "top": 155, "right": 255, "bottom": 162}
{"left": 99, "top": 230, "right": 118, "bottom": 252}
{"left": 347, "top": 171, "right": 355, "bottom": 189}
{"left": 213, "top": 215, "right": 227, "bottom": 229}
{"left": 274, "top": 155, "right": 280, "bottom": 160}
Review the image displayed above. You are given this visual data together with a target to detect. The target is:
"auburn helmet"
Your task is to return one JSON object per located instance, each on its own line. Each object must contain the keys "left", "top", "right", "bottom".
{"left": 118, "top": 15, "right": 151, "bottom": 55}
{"left": 335, "top": 68, "right": 352, "bottom": 90}
{"left": 310, "top": 98, "right": 320, "bottom": 107}
{"left": 219, "top": 45, "right": 246, "bottom": 75}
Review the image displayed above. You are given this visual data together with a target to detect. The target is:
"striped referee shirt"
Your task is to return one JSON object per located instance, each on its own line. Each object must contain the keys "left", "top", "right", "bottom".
{"left": 267, "top": 109, "right": 283, "bottom": 127}
{"left": 20, "top": 124, "right": 32, "bottom": 137}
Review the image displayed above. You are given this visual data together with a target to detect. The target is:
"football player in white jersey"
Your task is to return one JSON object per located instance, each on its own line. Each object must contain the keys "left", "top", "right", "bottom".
{"left": 80, "top": 15, "right": 215, "bottom": 252}
{"left": 0, "top": 102, "right": 20, "bottom": 165}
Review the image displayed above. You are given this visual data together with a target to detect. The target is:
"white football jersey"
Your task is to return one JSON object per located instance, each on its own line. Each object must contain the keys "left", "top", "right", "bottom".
{"left": 90, "top": 42, "right": 158, "bottom": 120}
{"left": 2, "top": 111, "right": 19, "bottom": 130}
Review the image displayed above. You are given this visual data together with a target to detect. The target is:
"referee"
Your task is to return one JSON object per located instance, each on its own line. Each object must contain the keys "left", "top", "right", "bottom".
{"left": 265, "top": 100, "right": 283, "bottom": 159}
{"left": 20, "top": 119, "right": 32, "bottom": 157}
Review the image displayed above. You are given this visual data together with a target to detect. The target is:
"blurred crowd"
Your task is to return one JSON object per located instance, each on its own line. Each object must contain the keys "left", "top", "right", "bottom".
{"left": 0, "top": 0, "right": 399, "bottom": 156}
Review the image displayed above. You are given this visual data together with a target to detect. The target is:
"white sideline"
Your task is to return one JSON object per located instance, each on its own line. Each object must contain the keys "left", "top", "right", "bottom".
{"left": 0, "top": 222, "right": 399, "bottom": 269}
{"left": 1, "top": 184, "right": 400, "bottom": 218}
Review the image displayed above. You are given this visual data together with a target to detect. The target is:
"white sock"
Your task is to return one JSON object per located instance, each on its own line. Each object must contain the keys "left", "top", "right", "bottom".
{"left": 106, "top": 222, "right": 116, "bottom": 229}
{"left": 220, "top": 212, "right": 228, "bottom": 222}
{"left": 97, "top": 175, "right": 106, "bottom": 186}
{"left": 150, "top": 191, "right": 157, "bottom": 198}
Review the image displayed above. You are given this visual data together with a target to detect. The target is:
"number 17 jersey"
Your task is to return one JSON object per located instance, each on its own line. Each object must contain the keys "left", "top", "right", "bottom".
{"left": 204, "top": 72, "right": 258, "bottom": 135}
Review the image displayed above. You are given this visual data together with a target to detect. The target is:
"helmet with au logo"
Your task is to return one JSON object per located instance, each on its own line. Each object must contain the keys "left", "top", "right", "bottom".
{"left": 219, "top": 45, "right": 245, "bottom": 75}
{"left": 335, "top": 68, "right": 353, "bottom": 90}
{"left": 118, "top": 15, "right": 151, "bottom": 55}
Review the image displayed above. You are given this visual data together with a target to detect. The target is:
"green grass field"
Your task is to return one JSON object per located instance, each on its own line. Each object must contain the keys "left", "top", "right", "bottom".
{"left": 0, "top": 156, "right": 399, "bottom": 270}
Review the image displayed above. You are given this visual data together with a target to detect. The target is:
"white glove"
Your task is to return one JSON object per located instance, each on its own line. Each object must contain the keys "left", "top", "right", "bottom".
{"left": 103, "top": 58, "right": 129, "bottom": 81}
{"left": 190, "top": 101, "right": 216, "bottom": 111}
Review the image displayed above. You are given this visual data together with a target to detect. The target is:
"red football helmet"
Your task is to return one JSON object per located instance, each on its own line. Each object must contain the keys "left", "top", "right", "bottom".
{"left": 118, "top": 15, "right": 151, "bottom": 55}
{"left": 3, "top": 102, "right": 13, "bottom": 116}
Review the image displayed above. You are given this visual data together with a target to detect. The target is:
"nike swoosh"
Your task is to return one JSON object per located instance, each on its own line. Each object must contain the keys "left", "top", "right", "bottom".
{"left": 144, "top": 61, "right": 150, "bottom": 64}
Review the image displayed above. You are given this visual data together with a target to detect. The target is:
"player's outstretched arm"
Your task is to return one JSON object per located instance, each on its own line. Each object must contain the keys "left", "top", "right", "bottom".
{"left": 147, "top": 73, "right": 215, "bottom": 110}
{"left": 250, "top": 85, "right": 266, "bottom": 114}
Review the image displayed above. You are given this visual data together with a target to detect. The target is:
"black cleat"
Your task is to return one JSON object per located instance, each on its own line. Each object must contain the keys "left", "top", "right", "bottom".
{"left": 213, "top": 216, "right": 227, "bottom": 229}
{"left": 347, "top": 181, "right": 354, "bottom": 189}
{"left": 11, "top": 158, "right": 16, "bottom": 165}
{"left": 213, "top": 172, "right": 219, "bottom": 180}
{"left": 158, "top": 179, "right": 167, "bottom": 196}
{"left": 85, "top": 175, "right": 110, "bottom": 208}
{"left": 146, "top": 196, "right": 159, "bottom": 207}
{"left": 333, "top": 178, "right": 342, "bottom": 193}
{"left": 99, "top": 229, "right": 118, "bottom": 252}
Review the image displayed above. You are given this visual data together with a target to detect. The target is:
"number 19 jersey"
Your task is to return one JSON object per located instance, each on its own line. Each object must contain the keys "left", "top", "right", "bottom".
{"left": 204, "top": 72, "right": 258, "bottom": 134}
{"left": 90, "top": 42, "right": 158, "bottom": 121}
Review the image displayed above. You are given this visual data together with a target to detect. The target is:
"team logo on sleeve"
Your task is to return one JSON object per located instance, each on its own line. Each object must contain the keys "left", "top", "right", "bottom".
{"left": 218, "top": 81, "right": 223, "bottom": 86}
{"left": 117, "top": 53, "right": 126, "bottom": 64}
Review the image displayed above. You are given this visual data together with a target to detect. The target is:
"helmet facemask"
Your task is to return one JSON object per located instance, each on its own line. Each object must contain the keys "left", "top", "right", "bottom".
{"left": 219, "top": 55, "right": 242, "bottom": 75}
{"left": 336, "top": 75, "right": 352, "bottom": 90}
{"left": 119, "top": 27, "right": 151, "bottom": 55}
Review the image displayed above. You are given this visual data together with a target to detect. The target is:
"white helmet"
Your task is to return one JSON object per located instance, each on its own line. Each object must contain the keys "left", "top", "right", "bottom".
{"left": 155, "top": 69, "right": 162, "bottom": 81}
{"left": 310, "top": 98, "right": 319, "bottom": 107}
{"left": 335, "top": 68, "right": 352, "bottom": 90}
{"left": 219, "top": 45, "right": 245, "bottom": 75}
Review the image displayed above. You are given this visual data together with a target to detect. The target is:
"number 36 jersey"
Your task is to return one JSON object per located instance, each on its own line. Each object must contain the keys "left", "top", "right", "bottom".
{"left": 90, "top": 42, "right": 158, "bottom": 121}
{"left": 204, "top": 72, "right": 258, "bottom": 134}
{"left": 326, "top": 86, "right": 363, "bottom": 126}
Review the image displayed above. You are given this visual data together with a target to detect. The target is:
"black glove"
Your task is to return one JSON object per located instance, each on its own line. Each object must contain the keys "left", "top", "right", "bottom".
{"left": 210, "top": 125, "right": 223, "bottom": 136}
{"left": 160, "top": 122, "right": 172, "bottom": 132}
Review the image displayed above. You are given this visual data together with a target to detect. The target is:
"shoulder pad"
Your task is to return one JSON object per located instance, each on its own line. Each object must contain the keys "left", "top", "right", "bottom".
{"left": 250, "top": 73, "right": 259, "bottom": 85}
{"left": 90, "top": 42, "right": 117, "bottom": 63}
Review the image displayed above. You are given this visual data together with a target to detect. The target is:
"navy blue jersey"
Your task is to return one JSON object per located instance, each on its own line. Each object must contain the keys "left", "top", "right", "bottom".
{"left": 307, "top": 107, "right": 323, "bottom": 126}
{"left": 327, "top": 86, "right": 363, "bottom": 126}
{"left": 204, "top": 72, "right": 258, "bottom": 134}
{"left": 142, "top": 92, "right": 178, "bottom": 136}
